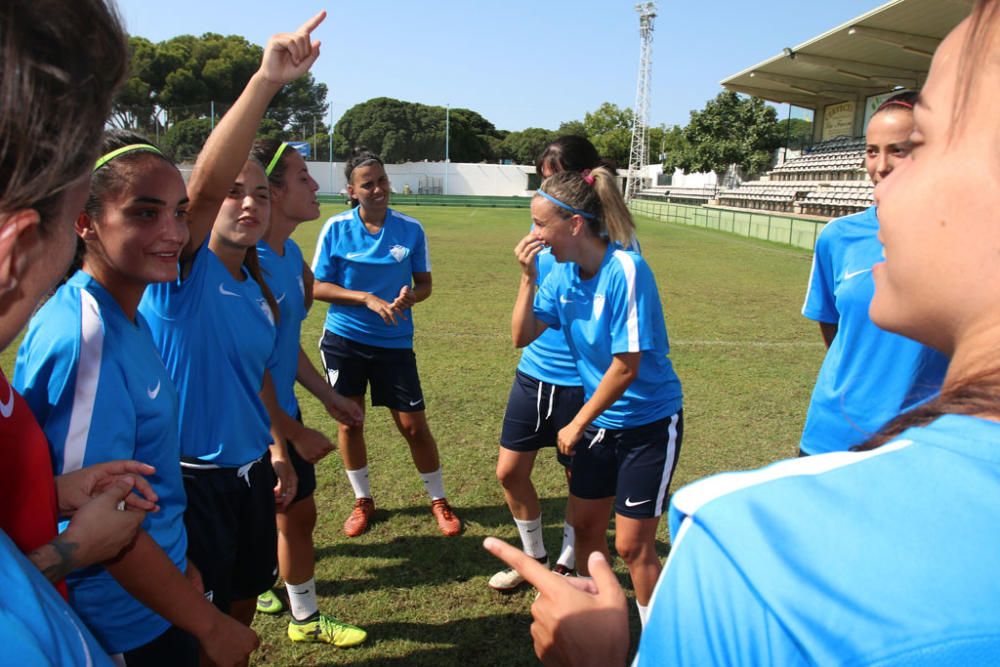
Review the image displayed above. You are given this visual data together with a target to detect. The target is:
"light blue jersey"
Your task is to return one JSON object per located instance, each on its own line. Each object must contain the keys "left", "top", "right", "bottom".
{"left": 311, "top": 207, "right": 430, "bottom": 349}
{"left": 636, "top": 415, "right": 1000, "bottom": 665}
{"left": 14, "top": 271, "right": 186, "bottom": 653}
{"left": 258, "top": 239, "right": 308, "bottom": 416}
{"left": 801, "top": 206, "right": 947, "bottom": 454}
{"left": 0, "top": 529, "right": 114, "bottom": 666}
{"left": 517, "top": 246, "right": 580, "bottom": 387}
{"left": 534, "top": 245, "right": 682, "bottom": 429}
{"left": 140, "top": 242, "right": 277, "bottom": 467}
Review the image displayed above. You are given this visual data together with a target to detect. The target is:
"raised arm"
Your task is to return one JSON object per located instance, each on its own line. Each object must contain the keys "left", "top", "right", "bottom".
{"left": 181, "top": 12, "right": 325, "bottom": 263}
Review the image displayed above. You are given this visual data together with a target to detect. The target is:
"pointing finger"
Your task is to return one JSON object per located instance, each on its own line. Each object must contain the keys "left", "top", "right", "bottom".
{"left": 298, "top": 10, "right": 326, "bottom": 36}
{"left": 483, "top": 537, "right": 561, "bottom": 596}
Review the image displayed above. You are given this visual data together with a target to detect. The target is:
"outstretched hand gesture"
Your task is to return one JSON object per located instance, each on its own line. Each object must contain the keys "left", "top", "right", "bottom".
{"left": 258, "top": 11, "right": 325, "bottom": 87}
{"left": 483, "top": 537, "right": 629, "bottom": 667}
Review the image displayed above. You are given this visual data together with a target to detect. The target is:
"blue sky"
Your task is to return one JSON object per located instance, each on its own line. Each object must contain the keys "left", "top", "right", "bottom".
{"left": 115, "top": 0, "right": 887, "bottom": 132}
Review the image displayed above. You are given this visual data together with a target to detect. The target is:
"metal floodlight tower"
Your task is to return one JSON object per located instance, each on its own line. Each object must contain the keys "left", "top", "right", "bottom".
{"left": 625, "top": 2, "right": 657, "bottom": 203}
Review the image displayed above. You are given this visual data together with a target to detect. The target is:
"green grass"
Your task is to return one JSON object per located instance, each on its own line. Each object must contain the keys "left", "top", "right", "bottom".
{"left": 1, "top": 204, "right": 824, "bottom": 665}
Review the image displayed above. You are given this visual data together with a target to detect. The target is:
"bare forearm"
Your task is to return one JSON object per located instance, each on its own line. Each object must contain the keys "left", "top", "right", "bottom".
{"left": 296, "top": 347, "right": 335, "bottom": 402}
{"left": 27, "top": 536, "right": 80, "bottom": 584}
{"left": 512, "top": 275, "right": 545, "bottom": 347}
{"left": 570, "top": 355, "right": 638, "bottom": 430}
{"left": 313, "top": 280, "right": 370, "bottom": 307}
{"left": 105, "top": 531, "right": 217, "bottom": 639}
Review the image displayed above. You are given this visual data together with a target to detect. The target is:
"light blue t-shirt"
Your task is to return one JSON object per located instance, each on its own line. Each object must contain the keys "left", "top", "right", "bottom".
{"left": 139, "top": 242, "right": 278, "bottom": 467}
{"left": 311, "top": 207, "right": 430, "bottom": 349}
{"left": 801, "top": 206, "right": 947, "bottom": 454}
{"left": 636, "top": 415, "right": 1000, "bottom": 665}
{"left": 14, "top": 271, "right": 186, "bottom": 653}
{"left": 258, "top": 239, "right": 308, "bottom": 417}
{"left": 0, "top": 529, "right": 114, "bottom": 666}
{"left": 533, "top": 244, "right": 682, "bottom": 429}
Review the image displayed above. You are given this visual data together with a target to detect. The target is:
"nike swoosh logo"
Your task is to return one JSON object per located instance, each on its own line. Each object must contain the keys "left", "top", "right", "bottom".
{"left": 409, "top": 399, "right": 423, "bottom": 406}
{"left": 526, "top": 526, "right": 539, "bottom": 533}
{"left": 346, "top": 251, "right": 366, "bottom": 259}
{"left": 0, "top": 382, "right": 13, "bottom": 419}
{"left": 843, "top": 268, "right": 871, "bottom": 281}
{"left": 218, "top": 283, "right": 241, "bottom": 297}
{"left": 559, "top": 296, "right": 573, "bottom": 304}
{"left": 147, "top": 380, "right": 161, "bottom": 400}
{"left": 624, "top": 497, "right": 652, "bottom": 508}
{"left": 276, "top": 293, "right": 286, "bottom": 304}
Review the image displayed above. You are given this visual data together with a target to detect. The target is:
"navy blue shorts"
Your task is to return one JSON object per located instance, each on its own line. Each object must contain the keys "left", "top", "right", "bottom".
{"left": 286, "top": 410, "right": 317, "bottom": 504}
{"left": 569, "top": 411, "right": 684, "bottom": 519}
{"left": 181, "top": 451, "right": 278, "bottom": 612}
{"left": 319, "top": 331, "right": 425, "bottom": 412}
{"left": 500, "top": 370, "right": 583, "bottom": 468}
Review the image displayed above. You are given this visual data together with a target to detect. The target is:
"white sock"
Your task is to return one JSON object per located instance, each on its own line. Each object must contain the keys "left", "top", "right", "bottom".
{"left": 637, "top": 602, "right": 649, "bottom": 628}
{"left": 556, "top": 521, "right": 575, "bottom": 570}
{"left": 286, "top": 578, "right": 318, "bottom": 622}
{"left": 346, "top": 466, "right": 371, "bottom": 499}
{"left": 514, "top": 516, "right": 546, "bottom": 560}
{"left": 419, "top": 468, "right": 446, "bottom": 501}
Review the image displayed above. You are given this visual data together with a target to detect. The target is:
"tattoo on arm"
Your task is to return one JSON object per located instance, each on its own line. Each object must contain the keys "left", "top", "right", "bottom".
{"left": 27, "top": 536, "right": 79, "bottom": 584}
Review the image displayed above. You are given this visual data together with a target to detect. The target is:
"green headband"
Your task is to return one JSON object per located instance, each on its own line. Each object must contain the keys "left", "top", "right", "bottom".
{"left": 93, "top": 144, "right": 163, "bottom": 171}
{"left": 265, "top": 142, "right": 290, "bottom": 177}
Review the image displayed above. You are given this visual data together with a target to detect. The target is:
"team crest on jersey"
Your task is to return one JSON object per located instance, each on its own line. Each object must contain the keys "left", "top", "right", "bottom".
{"left": 593, "top": 294, "right": 606, "bottom": 319}
{"left": 257, "top": 297, "right": 275, "bottom": 326}
{"left": 389, "top": 244, "right": 409, "bottom": 262}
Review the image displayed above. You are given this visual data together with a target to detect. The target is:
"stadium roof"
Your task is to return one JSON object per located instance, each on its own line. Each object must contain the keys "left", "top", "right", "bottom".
{"left": 720, "top": 0, "right": 971, "bottom": 109}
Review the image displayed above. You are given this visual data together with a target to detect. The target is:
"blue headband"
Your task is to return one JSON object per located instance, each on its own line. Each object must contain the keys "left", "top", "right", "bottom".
{"left": 535, "top": 188, "right": 596, "bottom": 220}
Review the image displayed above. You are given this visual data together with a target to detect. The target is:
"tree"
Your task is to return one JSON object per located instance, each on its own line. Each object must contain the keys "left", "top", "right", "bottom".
{"left": 669, "top": 91, "right": 782, "bottom": 177}
{"left": 111, "top": 32, "right": 329, "bottom": 143}
{"left": 334, "top": 98, "right": 503, "bottom": 162}
{"left": 497, "top": 128, "right": 555, "bottom": 165}
{"left": 583, "top": 103, "right": 634, "bottom": 167}
{"left": 161, "top": 117, "right": 213, "bottom": 162}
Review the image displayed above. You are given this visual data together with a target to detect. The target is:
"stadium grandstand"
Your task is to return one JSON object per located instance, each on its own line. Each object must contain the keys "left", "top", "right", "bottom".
{"left": 636, "top": 0, "right": 968, "bottom": 221}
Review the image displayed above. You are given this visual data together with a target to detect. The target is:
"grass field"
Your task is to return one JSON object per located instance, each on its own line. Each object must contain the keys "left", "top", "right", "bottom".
{"left": 1, "top": 204, "right": 825, "bottom": 665}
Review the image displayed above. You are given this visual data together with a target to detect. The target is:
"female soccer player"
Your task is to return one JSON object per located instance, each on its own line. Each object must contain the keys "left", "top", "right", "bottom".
{"left": 510, "top": 167, "right": 682, "bottom": 626}
{"left": 800, "top": 91, "right": 948, "bottom": 455}
{"left": 487, "top": 4, "right": 1000, "bottom": 664}
{"left": 0, "top": 1, "right": 154, "bottom": 662}
{"left": 16, "top": 132, "right": 261, "bottom": 665}
{"left": 251, "top": 138, "right": 367, "bottom": 647}
{"left": 489, "top": 136, "right": 621, "bottom": 591}
{"left": 138, "top": 13, "right": 325, "bottom": 634}
{"left": 312, "top": 151, "right": 461, "bottom": 538}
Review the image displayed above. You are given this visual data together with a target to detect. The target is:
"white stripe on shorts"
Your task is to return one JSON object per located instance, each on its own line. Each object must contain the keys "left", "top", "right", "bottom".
{"left": 653, "top": 412, "right": 681, "bottom": 517}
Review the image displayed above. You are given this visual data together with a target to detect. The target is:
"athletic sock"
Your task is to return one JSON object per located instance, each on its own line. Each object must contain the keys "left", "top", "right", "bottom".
{"left": 286, "top": 578, "right": 319, "bottom": 622}
{"left": 513, "top": 516, "right": 546, "bottom": 560}
{"left": 556, "top": 521, "right": 575, "bottom": 570}
{"left": 346, "top": 466, "right": 371, "bottom": 499}
{"left": 637, "top": 602, "right": 649, "bottom": 628}
{"left": 419, "top": 468, "right": 446, "bottom": 501}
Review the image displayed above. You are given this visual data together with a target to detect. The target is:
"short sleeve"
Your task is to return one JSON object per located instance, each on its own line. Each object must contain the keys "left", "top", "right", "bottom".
{"left": 802, "top": 226, "right": 838, "bottom": 323}
{"left": 607, "top": 257, "right": 660, "bottom": 355}
{"left": 634, "top": 517, "right": 807, "bottom": 666}
{"left": 311, "top": 219, "right": 339, "bottom": 283}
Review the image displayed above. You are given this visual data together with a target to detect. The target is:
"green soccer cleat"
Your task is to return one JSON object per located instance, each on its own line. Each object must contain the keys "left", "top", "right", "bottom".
{"left": 288, "top": 613, "right": 368, "bottom": 647}
{"left": 256, "top": 589, "right": 285, "bottom": 615}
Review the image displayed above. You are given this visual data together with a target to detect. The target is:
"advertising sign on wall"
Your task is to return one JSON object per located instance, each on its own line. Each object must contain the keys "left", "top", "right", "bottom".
{"left": 821, "top": 101, "right": 856, "bottom": 140}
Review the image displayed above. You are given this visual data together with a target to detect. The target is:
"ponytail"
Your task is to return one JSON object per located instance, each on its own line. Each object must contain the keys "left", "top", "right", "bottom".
{"left": 243, "top": 246, "right": 280, "bottom": 325}
{"left": 537, "top": 167, "right": 636, "bottom": 247}
{"left": 853, "top": 368, "right": 998, "bottom": 451}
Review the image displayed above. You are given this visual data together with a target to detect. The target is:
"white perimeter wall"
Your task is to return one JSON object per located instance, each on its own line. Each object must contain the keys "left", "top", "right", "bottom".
{"left": 305, "top": 161, "right": 537, "bottom": 197}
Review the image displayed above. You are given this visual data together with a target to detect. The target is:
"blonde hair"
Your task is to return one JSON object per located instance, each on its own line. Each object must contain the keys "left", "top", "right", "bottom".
{"left": 537, "top": 167, "right": 636, "bottom": 247}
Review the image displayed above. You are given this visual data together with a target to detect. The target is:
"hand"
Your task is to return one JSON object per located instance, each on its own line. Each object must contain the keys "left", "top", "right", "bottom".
{"left": 185, "top": 560, "right": 204, "bottom": 595}
{"left": 257, "top": 12, "right": 324, "bottom": 87}
{"left": 483, "top": 538, "right": 629, "bottom": 667}
{"left": 391, "top": 285, "right": 416, "bottom": 314}
{"left": 363, "top": 292, "right": 403, "bottom": 325}
{"left": 325, "top": 393, "right": 364, "bottom": 427}
{"left": 272, "top": 457, "right": 298, "bottom": 511}
{"left": 63, "top": 479, "right": 147, "bottom": 567}
{"left": 55, "top": 461, "right": 159, "bottom": 517}
{"left": 515, "top": 234, "right": 544, "bottom": 278}
{"left": 557, "top": 422, "right": 585, "bottom": 456}
{"left": 289, "top": 423, "right": 335, "bottom": 465}
{"left": 198, "top": 613, "right": 260, "bottom": 667}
